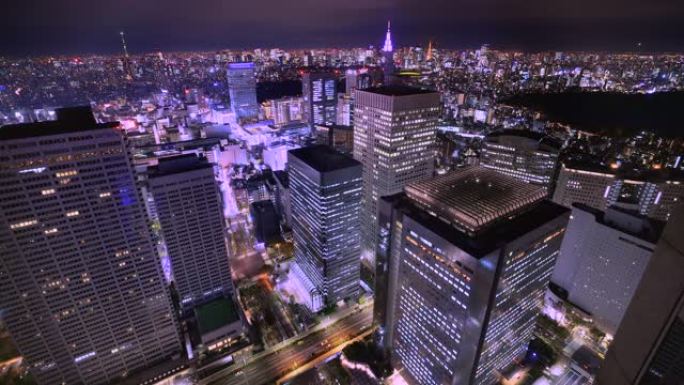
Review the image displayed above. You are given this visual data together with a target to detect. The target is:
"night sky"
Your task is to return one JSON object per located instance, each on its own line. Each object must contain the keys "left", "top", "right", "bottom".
{"left": 3, "top": 0, "right": 684, "bottom": 55}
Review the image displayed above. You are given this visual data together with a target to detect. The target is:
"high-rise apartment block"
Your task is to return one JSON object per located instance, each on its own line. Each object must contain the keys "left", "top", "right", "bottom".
{"left": 146, "top": 154, "right": 233, "bottom": 312}
{"left": 353, "top": 86, "right": 440, "bottom": 262}
{"left": 551, "top": 204, "right": 664, "bottom": 335}
{"left": 302, "top": 72, "right": 338, "bottom": 126}
{"left": 0, "top": 107, "right": 181, "bottom": 385}
{"left": 480, "top": 129, "right": 560, "bottom": 190}
{"left": 596, "top": 204, "right": 684, "bottom": 385}
{"left": 289, "top": 145, "right": 362, "bottom": 307}
{"left": 375, "top": 167, "right": 569, "bottom": 385}
{"left": 227, "top": 62, "right": 259, "bottom": 122}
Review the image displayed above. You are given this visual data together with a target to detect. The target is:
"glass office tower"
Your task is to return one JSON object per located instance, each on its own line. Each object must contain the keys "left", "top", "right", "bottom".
{"left": 375, "top": 167, "right": 569, "bottom": 385}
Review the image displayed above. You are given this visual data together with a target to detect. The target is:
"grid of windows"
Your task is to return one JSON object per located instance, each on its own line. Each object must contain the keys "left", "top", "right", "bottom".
{"left": 147, "top": 158, "right": 233, "bottom": 310}
{"left": 480, "top": 132, "right": 559, "bottom": 190}
{"left": 0, "top": 126, "right": 181, "bottom": 385}
{"left": 353, "top": 89, "right": 440, "bottom": 262}
{"left": 289, "top": 147, "right": 363, "bottom": 304}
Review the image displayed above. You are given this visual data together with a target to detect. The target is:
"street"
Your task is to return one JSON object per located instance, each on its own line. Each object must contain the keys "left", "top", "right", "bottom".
{"left": 199, "top": 305, "right": 373, "bottom": 385}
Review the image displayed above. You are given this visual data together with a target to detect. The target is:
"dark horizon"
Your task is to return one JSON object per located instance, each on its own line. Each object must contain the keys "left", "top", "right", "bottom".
{"left": 3, "top": 0, "right": 684, "bottom": 56}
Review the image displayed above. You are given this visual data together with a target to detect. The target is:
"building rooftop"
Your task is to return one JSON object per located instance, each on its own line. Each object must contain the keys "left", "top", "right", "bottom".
{"left": 0, "top": 106, "right": 118, "bottom": 140}
{"left": 288, "top": 145, "right": 360, "bottom": 173}
{"left": 386, "top": 193, "right": 569, "bottom": 259}
{"left": 315, "top": 124, "right": 353, "bottom": 131}
{"left": 405, "top": 166, "right": 548, "bottom": 234}
{"left": 360, "top": 85, "right": 436, "bottom": 97}
{"left": 487, "top": 129, "right": 562, "bottom": 150}
{"left": 488, "top": 129, "right": 547, "bottom": 141}
{"left": 573, "top": 203, "right": 665, "bottom": 243}
{"left": 148, "top": 154, "right": 212, "bottom": 177}
{"left": 562, "top": 158, "right": 684, "bottom": 182}
{"left": 195, "top": 297, "right": 240, "bottom": 335}
{"left": 227, "top": 62, "right": 254, "bottom": 70}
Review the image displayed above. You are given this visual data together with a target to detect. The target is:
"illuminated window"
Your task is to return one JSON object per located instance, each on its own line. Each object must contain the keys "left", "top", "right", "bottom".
{"left": 41, "top": 189, "right": 56, "bottom": 195}
{"left": 55, "top": 170, "right": 78, "bottom": 178}
{"left": 10, "top": 219, "right": 38, "bottom": 229}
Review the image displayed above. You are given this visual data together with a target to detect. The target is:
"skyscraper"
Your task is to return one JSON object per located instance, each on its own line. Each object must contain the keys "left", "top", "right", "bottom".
{"left": 0, "top": 107, "right": 181, "bottom": 385}
{"left": 302, "top": 71, "right": 338, "bottom": 127}
{"left": 480, "top": 129, "right": 561, "bottom": 191}
{"left": 353, "top": 86, "right": 440, "bottom": 263}
{"left": 338, "top": 68, "right": 371, "bottom": 127}
{"left": 381, "top": 21, "right": 395, "bottom": 85}
{"left": 551, "top": 204, "right": 664, "bottom": 335}
{"left": 227, "top": 62, "right": 259, "bottom": 122}
{"left": 375, "top": 167, "right": 570, "bottom": 385}
{"left": 595, "top": 204, "right": 684, "bottom": 385}
{"left": 289, "top": 145, "right": 362, "bottom": 307}
{"left": 146, "top": 154, "right": 233, "bottom": 312}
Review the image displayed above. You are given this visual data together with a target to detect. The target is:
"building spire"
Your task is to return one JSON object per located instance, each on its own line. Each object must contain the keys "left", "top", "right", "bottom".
{"left": 382, "top": 20, "right": 393, "bottom": 52}
{"left": 119, "top": 31, "right": 133, "bottom": 80}
{"left": 120, "top": 31, "right": 130, "bottom": 58}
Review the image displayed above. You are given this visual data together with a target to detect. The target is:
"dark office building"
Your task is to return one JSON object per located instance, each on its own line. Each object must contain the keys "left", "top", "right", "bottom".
{"left": 314, "top": 124, "right": 354, "bottom": 155}
{"left": 272, "top": 170, "right": 292, "bottom": 227}
{"left": 147, "top": 154, "right": 233, "bottom": 311}
{"left": 302, "top": 72, "right": 338, "bottom": 127}
{"left": 289, "top": 145, "right": 363, "bottom": 305}
{"left": 250, "top": 200, "right": 282, "bottom": 245}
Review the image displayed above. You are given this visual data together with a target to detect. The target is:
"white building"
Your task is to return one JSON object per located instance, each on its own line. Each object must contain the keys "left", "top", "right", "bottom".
{"left": 263, "top": 144, "right": 295, "bottom": 171}
{"left": 552, "top": 204, "right": 664, "bottom": 335}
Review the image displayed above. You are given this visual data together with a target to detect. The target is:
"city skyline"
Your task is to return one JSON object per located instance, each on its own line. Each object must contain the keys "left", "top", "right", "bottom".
{"left": 1, "top": 4, "right": 684, "bottom": 384}
{"left": 2, "top": 0, "right": 684, "bottom": 55}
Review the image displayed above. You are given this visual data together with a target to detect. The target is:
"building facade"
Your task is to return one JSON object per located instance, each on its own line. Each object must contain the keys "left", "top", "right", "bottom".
{"left": 551, "top": 204, "right": 663, "bottom": 335}
{"left": 553, "top": 161, "right": 684, "bottom": 221}
{"left": 314, "top": 124, "right": 354, "bottom": 155}
{"left": 267, "top": 96, "right": 303, "bottom": 127}
{"left": 375, "top": 167, "right": 570, "bottom": 385}
{"left": 146, "top": 154, "right": 233, "bottom": 312}
{"left": 0, "top": 107, "right": 181, "bottom": 385}
{"left": 480, "top": 129, "right": 560, "bottom": 190}
{"left": 289, "top": 145, "right": 362, "bottom": 306}
{"left": 353, "top": 86, "right": 440, "bottom": 263}
{"left": 302, "top": 72, "right": 338, "bottom": 127}
{"left": 227, "top": 62, "right": 259, "bottom": 122}
{"left": 596, "top": 204, "right": 684, "bottom": 385}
